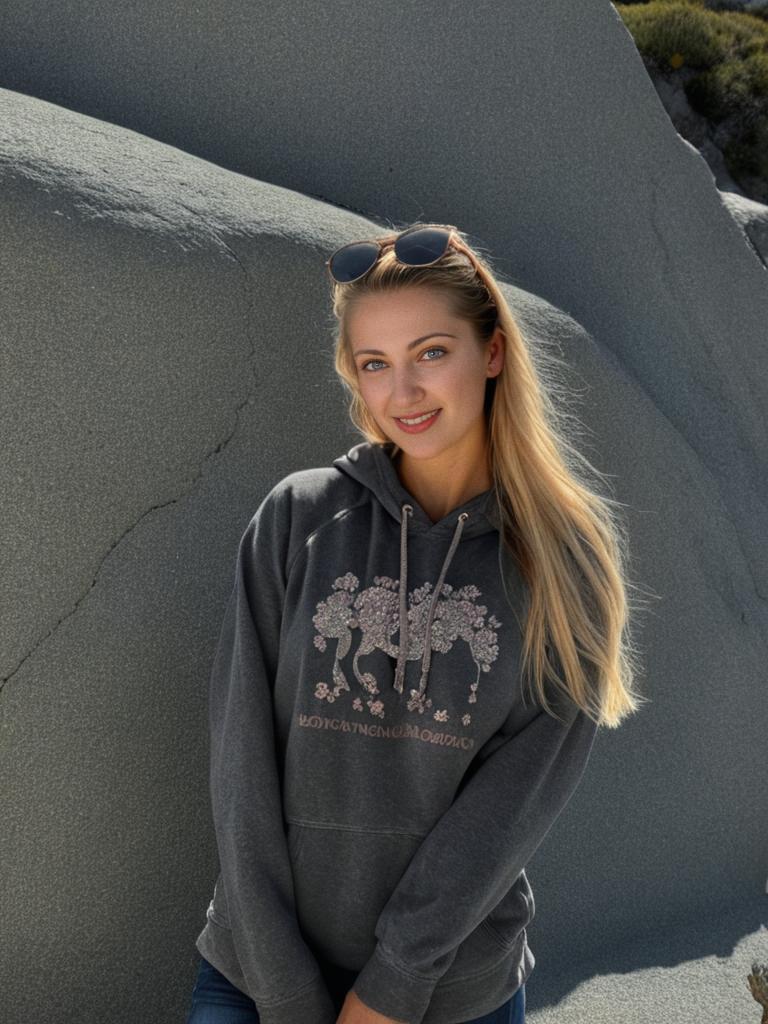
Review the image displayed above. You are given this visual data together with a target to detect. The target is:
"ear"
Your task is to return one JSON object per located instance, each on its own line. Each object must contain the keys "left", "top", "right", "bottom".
{"left": 487, "top": 325, "right": 506, "bottom": 378}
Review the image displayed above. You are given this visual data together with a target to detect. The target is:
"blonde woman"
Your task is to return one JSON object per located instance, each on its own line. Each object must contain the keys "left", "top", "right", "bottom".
{"left": 186, "top": 223, "right": 645, "bottom": 1024}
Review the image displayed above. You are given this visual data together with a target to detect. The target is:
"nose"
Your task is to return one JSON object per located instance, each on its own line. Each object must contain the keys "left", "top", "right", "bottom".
{"left": 389, "top": 366, "right": 426, "bottom": 408}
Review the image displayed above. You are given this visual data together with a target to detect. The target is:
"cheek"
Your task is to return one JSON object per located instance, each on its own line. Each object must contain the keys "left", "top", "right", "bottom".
{"left": 443, "top": 362, "right": 490, "bottom": 411}
{"left": 357, "top": 375, "right": 384, "bottom": 408}
{"left": 440, "top": 362, "right": 479, "bottom": 393}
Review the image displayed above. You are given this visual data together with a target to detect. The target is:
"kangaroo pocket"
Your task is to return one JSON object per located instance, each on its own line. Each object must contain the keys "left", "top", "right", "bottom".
{"left": 287, "top": 821, "right": 425, "bottom": 971}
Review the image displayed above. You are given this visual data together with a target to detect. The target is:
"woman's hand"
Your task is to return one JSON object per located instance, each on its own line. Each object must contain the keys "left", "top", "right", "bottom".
{"left": 336, "top": 988, "right": 407, "bottom": 1024}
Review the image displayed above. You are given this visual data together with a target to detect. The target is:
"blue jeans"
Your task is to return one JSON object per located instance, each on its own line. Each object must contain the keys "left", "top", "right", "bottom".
{"left": 185, "top": 955, "right": 525, "bottom": 1024}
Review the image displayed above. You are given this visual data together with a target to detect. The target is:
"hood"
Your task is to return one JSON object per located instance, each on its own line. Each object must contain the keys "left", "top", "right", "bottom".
{"left": 332, "top": 441, "right": 504, "bottom": 703}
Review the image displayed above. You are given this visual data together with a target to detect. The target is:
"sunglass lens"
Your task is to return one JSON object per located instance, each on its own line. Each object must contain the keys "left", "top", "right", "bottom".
{"left": 329, "top": 241, "right": 381, "bottom": 283}
{"left": 394, "top": 227, "right": 451, "bottom": 266}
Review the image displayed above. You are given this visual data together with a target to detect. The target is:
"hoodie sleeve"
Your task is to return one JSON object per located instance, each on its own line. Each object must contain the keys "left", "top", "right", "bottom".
{"left": 207, "top": 486, "right": 337, "bottom": 1024}
{"left": 351, "top": 688, "right": 599, "bottom": 1024}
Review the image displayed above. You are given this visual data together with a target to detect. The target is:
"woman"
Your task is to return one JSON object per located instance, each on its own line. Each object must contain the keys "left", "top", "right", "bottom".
{"left": 186, "top": 223, "right": 645, "bottom": 1024}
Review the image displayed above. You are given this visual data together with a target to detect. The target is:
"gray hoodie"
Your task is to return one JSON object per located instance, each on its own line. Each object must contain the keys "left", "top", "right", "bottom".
{"left": 194, "top": 440, "right": 599, "bottom": 1024}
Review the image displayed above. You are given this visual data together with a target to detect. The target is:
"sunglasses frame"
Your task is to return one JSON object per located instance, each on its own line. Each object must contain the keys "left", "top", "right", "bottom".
{"left": 325, "top": 222, "right": 475, "bottom": 285}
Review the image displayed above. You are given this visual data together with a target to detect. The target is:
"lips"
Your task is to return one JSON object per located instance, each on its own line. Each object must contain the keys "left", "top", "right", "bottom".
{"left": 393, "top": 408, "right": 441, "bottom": 433}
{"left": 396, "top": 409, "right": 439, "bottom": 423}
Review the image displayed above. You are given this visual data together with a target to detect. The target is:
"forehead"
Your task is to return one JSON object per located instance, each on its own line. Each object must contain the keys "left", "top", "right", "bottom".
{"left": 350, "top": 285, "right": 453, "bottom": 318}
{"left": 348, "top": 288, "right": 461, "bottom": 342}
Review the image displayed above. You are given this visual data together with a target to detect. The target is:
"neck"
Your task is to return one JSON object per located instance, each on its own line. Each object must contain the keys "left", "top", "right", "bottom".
{"left": 393, "top": 433, "right": 492, "bottom": 524}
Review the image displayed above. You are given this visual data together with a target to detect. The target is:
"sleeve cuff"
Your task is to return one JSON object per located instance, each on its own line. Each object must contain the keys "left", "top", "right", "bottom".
{"left": 352, "top": 944, "right": 449, "bottom": 1024}
{"left": 256, "top": 972, "right": 338, "bottom": 1024}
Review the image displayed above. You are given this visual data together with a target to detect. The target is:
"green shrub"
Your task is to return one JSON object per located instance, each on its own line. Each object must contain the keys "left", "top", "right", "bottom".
{"left": 615, "top": 0, "right": 768, "bottom": 195}
{"left": 617, "top": 1, "right": 725, "bottom": 68}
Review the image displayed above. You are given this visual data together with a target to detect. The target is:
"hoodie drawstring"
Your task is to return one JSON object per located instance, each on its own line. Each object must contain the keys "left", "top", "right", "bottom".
{"left": 393, "top": 502, "right": 470, "bottom": 701}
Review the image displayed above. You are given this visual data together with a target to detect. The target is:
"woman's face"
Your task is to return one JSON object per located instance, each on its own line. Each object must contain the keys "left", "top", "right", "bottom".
{"left": 347, "top": 286, "right": 504, "bottom": 459}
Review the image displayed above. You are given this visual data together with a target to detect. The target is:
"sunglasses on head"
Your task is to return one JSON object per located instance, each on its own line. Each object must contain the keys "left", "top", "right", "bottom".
{"left": 325, "top": 223, "right": 475, "bottom": 285}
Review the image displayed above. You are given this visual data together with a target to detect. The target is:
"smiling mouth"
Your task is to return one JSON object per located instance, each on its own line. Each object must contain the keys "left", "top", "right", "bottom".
{"left": 394, "top": 409, "right": 441, "bottom": 424}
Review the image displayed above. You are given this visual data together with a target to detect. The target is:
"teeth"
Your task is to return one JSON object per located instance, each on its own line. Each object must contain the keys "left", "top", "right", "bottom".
{"left": 398, "top": 409, "right": 438, "bottom": 425}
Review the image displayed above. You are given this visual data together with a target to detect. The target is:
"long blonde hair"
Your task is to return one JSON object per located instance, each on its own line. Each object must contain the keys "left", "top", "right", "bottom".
{"left": 328, "top": 222, "right": 650, "bottom": 729}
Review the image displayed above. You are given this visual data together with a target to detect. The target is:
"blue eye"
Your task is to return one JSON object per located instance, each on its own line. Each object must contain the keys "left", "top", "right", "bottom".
{"left": 360, "top": 347, "right": 446, "bottom": 372}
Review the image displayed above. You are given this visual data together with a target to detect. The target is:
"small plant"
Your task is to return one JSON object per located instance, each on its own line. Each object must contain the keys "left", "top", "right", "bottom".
{"left": 615, "top": 0, "right": 768, "bottom": 199}
{"left": 748, "top": 961, "right": 768, "bottom": 1023}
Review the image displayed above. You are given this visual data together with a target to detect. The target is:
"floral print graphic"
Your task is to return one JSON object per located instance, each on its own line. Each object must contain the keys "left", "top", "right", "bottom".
{"left": 312, "top": 573, "right": 501, "bottom": 726}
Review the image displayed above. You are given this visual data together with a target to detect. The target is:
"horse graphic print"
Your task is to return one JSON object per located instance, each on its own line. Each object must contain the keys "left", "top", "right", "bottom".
{"left": 311, "top": 572, "right": 502, "bottom": 726}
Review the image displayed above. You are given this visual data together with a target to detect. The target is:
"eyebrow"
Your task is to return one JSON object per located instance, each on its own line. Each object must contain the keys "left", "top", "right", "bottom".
{"left": 353, "top": 332, "right": 458, "bottom": 358}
